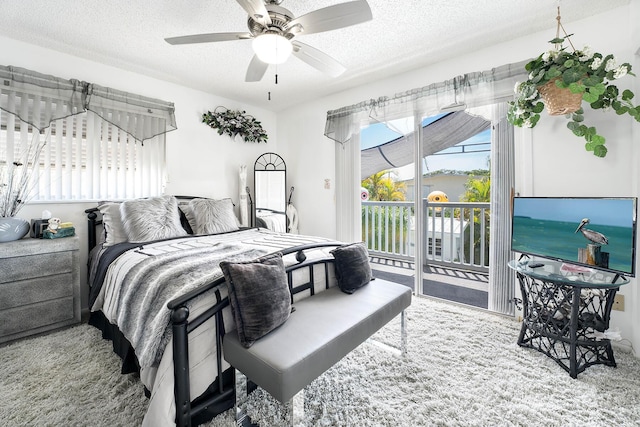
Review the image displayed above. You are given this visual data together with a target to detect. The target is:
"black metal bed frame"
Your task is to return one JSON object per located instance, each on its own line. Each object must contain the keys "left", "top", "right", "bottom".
{"left": 84, "top": 205, "right": 341, "bottom": 427}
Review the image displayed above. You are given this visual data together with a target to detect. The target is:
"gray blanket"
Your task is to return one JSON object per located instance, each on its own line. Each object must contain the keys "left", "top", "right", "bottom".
{"left": 112, "top": 242, "right": 269, "bottom": 368}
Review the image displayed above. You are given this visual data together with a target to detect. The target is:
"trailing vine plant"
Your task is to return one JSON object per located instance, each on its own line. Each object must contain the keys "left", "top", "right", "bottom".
{"left": 507, "top": 7, "right": 640, "bottom": 157}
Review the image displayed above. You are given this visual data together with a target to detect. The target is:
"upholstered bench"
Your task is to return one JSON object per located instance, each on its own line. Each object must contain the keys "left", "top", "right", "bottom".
{"left": 223, "top": 277, "right": 412, "bottom": 425}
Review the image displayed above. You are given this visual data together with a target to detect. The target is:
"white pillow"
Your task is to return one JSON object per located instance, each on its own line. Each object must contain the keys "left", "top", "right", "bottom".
{"left": 98, "top": 202, "right": 128, "bottom": 247}
{"left": 189, "top": 198, "right": 240, "bottom": 235}
{"left": 121, "top": 195, "right": 188, "bottom": 242}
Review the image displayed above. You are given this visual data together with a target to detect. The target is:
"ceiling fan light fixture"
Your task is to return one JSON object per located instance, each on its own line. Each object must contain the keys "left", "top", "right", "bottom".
{"left": 252, "top": 33, "right": 292, "bottom": 64}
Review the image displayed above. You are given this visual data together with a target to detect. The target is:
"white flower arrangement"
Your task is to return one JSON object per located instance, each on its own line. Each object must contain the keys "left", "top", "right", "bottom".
{"left": 0, "top": 132, "right": 46, "bottom": 217}
{"left": 202, "top": 107, "right": 268, "bottom": 143}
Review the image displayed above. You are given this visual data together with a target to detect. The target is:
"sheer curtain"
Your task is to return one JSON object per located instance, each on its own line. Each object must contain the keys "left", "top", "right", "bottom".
{"left": 85, "top": 82, "right": 177, "bottom": 143}
{"left": 325, "top": 100, "right": 379, "bottom": 242}
{"left": 325, "top": 60, "right": 528, "bottom": 315}
{"left": 489, "top": 102, "right": 516, "bottom": 314}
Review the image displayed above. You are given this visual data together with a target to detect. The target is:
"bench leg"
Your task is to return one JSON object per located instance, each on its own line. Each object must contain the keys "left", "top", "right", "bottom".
{"left": 368, "top": 310, "right": 408, "bottom": 357}
{"left": 234, "top": 369, "right": 305, "bottom": 427}
{"left": 234, "top": 369, "right": 251, "bottom": 425}
{"left": 283, "top": 389, "right": 305, "bottom": 426}
{"left": 401, "top": 309, "right": 407, "bottom": 356}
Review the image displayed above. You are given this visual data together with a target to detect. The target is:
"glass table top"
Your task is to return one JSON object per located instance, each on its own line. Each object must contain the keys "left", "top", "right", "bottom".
{"left": 508, "top": 258, "right": 629, "bottom": 288}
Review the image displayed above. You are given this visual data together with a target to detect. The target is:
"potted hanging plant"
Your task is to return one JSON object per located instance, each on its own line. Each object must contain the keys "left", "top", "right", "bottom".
{"left": 202, "top": 107, "right": 268, "bottom": 143}
{"left": 507, "top": 9, "right": 640, "bottom": 157}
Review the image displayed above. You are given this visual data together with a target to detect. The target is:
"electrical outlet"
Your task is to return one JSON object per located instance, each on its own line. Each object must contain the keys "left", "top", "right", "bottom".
{"left": 613, "top": 294, "right": 625, "bottom": 311}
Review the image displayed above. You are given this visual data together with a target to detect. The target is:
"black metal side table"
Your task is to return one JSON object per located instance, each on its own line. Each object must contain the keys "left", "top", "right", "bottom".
{"left": 508, "top": 259, "right": 628, "bottom": 378}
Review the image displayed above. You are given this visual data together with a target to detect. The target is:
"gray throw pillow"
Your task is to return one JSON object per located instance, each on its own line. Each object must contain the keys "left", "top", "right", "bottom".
{"left": 98, "top": 201, "right": 128, "bottom": 246}
{"left": 177, "top": 200, "right": 197, "bottom": 232}
{"left": 330, "top": 242, "right": 373, "bottom": 294}
{"left": 120, "top": 195, "right": 188, "bottom": 243}
{"left": 220, "top": 252, "right": 291, "bottom": 348}
{"left": 189, "top": 198, "right": 240, "bottom": 235}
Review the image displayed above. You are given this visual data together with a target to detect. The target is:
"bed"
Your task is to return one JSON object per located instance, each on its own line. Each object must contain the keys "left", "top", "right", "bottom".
{"left": 85, "top": 195, "right": 343, "bottom": 426}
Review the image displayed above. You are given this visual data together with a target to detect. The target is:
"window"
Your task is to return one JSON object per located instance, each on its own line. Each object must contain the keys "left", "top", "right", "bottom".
{"left": 428, "top": 237, "right": 442, "bottom": 256}
{"left": 1, "top": 65, "right": 175, "bottom": 208}
{"left": 1, "top": 109, "right": 165, "bottom": 202}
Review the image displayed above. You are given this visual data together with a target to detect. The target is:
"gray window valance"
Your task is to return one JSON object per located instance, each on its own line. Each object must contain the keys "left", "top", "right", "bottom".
{"left": 324, "top": 60, "right": 529, "bottom": 146}
{"left": 0, "top": 65, "right": 177, "bottom": 142}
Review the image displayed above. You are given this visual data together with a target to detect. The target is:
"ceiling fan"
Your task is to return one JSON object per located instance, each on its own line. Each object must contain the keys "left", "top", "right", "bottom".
{"left": 164, "top": 0, "right": 372, "bottom": 82}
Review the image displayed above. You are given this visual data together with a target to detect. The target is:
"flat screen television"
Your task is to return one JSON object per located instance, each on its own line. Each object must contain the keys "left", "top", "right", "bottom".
{"left": 511, "top": 197, "right": 637, "bottom": 277}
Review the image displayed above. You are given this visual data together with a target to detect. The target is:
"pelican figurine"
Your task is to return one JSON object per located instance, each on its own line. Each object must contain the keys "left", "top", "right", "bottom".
{"left": 575, "top": 218, "right": 608, "bottom": 245}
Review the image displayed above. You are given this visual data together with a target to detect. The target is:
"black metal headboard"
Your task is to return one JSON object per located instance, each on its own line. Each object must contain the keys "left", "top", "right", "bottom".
{"left": 84, "top": 207, "right": 101, "bottom": 252}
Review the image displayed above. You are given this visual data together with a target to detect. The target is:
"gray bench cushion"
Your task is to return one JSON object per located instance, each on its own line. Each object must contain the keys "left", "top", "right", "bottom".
{"left": 223, "top": 278, "right": 411, "bottom": 403}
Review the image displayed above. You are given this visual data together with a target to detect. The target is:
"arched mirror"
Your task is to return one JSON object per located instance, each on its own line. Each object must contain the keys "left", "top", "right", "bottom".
{"left": 254, "top": 152, "right": 287, "bottom": 232}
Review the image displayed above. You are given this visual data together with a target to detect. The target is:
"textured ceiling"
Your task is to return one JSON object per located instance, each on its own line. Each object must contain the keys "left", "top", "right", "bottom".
{"left": 0, "top": 0, "right": 630, "bottom": 112}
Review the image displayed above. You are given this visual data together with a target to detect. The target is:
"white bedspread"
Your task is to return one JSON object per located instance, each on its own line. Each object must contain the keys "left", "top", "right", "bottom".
{"left": 91, "top": 228, "right": 336, "bottom": 427}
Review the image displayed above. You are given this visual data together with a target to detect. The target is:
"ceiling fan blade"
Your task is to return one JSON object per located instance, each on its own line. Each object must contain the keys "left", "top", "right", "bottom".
{"left": 236, "top": 0, "right": 272, "bottom": 26}
{"left": 291, "top": 41, "right": 346, "bottom": 77}
{"left": 245, "top": 55, "right": 269, "bottom": 82}
{"left": 288, "top": 0, "right": 372, "bottom": 36}
{"left": 165, "top": 32, "right": 252, "bottom": 45}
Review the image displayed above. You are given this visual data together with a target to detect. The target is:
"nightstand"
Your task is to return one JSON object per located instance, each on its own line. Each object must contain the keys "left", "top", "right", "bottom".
{"left": 0, "top": 236, "right": 81, "bottom": 344}
{"left": 509, "top": 259, "right": 627, "bottom": 378}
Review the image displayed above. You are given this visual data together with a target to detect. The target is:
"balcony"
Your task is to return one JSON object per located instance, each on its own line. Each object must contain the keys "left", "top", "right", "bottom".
{"left": 362, "top": 200, "right": 490, "bottom": 308}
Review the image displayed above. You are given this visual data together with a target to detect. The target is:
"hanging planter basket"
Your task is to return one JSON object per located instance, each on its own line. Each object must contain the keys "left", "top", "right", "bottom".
{"left": 537, "top": 78, "right": 583, "bottom": 116}
{"left": 507, "top": 6, "right": 640, "bottom": 158}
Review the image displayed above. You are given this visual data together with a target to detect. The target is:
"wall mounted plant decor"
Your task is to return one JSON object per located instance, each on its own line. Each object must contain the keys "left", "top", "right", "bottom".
{"left": 202, "top": 107, "right": 268, "bottom": 143}
{"left": 507, "top": 7, "right": 640, "bottom": 157}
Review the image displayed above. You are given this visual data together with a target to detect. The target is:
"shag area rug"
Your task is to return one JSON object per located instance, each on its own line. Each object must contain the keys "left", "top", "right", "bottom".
{"left": 2, "top": 296, "right": 640, "bottom": 426}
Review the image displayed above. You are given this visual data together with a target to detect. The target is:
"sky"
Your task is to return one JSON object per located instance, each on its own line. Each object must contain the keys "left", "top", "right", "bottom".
{"left": 513, "top": 197, "right": 636, "bottom": 227}
{"left": 360, "top": 118, "right": 491, "bottom": 181}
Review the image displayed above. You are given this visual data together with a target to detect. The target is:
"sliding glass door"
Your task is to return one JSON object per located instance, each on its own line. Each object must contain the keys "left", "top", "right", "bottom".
{"left": 360, "top": 116, "right": 416, "bottom": 290}
{"left": 361, "top": 104, "right": 515, "bottom": 314}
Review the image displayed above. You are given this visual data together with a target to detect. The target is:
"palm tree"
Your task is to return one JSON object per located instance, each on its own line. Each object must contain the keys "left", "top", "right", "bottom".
{"left": 461, "top": 176, "right": 490, "bottom": 266}
{"left": 361, "top": 170, "right": 406, "bottom": 201}
{"left": 361, "top": 170, "right": 408, "bottom": 252}
{"left": 462, "top": 176, "right": 491, "bottom": 203}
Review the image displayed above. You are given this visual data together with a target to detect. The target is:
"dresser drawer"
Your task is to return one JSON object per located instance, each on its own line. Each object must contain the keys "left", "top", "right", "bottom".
{"left": 0, "top": 236, "right": 80, "bottom": 343}
{"left": 0, "top": 251, "right": 73, "bottom": 284}
{"left": 0, "top": 273, "right": 74, "bottom": 310}
{"left": 0, "top": 297, "right": 74, "bottom": 337}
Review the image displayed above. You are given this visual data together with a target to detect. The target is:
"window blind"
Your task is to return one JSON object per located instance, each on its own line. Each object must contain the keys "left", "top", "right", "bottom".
{"left": 0, "top": 65, "right": 173, "bottom": 207}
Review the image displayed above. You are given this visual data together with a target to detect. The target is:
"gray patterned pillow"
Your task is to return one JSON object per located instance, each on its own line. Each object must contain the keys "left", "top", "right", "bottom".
{"left": 120, "top": 195, "right": 188, "bottom": 242}
{"left": 330, "top": 242, "right": 373, "bottom": 294}
{"left": 189, "top": 198, "right": 239, "bottom": 235}
{"left": 220, "top": 252, "right": 291, "bottom": 348}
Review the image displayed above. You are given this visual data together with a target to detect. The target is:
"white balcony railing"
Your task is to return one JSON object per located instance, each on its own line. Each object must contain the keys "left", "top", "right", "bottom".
{"left": 362, "top": 200, "right": 490, "bottom": 273}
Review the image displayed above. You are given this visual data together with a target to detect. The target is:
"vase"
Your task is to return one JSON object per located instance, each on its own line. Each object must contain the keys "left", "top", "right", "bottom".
{"left": 0, "top": 217, "right": 30, "bottom": 243}
{"left": 538, "top": 78, "right": 583, "bottom": 116}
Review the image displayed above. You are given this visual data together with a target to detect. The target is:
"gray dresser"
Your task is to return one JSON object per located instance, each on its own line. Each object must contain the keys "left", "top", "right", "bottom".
{"left": 0, "top": 236, "right": 81, "bottom": 344}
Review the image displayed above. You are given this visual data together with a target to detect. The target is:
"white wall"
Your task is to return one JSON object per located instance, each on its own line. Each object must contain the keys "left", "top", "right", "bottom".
{"left": 277, "top": 5, "right": 640, "bottom": 351}
{"left": 1, "top": 35, "right": 277, "bottom": 310}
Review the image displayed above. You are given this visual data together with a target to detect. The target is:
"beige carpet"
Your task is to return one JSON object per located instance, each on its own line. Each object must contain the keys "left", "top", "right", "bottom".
{"left": 2, "top": 296, "right": 640, "bottom": 426}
